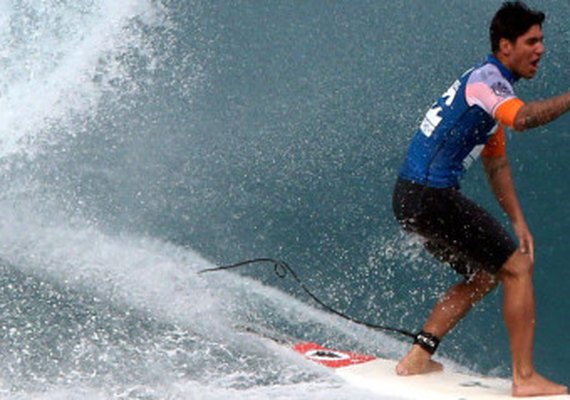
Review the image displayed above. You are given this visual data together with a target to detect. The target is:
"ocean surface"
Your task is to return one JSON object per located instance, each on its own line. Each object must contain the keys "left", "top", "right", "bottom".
{"left": 0, "top": 0, "right": 567, "bottom": 398}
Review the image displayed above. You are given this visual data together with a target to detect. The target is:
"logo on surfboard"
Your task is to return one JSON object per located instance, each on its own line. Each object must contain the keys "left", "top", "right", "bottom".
{"left": 292, "top": 342, "right": 376, "bottom": 368}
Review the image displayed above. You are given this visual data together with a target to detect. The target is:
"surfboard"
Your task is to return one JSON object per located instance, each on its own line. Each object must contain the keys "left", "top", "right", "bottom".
{"left": 292, "top": 341, "right": 570, "bottom": 400}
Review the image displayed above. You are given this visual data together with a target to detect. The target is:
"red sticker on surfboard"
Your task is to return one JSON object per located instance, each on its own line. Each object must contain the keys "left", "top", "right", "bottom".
{"left": 292, "top": 342, "right": 376, "bottom": 368}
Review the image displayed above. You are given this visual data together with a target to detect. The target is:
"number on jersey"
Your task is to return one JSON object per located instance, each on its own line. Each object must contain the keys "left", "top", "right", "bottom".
{"left": 420, "top": 80, "right": 460, "bottom": 137}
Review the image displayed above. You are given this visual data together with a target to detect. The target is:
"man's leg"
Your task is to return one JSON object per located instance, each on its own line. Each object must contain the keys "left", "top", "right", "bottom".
{"left": 498, "top": 249, "right": 567, "bottom": 397}
{"left": 396, "top": 270, "right": 498, "bottom": 375}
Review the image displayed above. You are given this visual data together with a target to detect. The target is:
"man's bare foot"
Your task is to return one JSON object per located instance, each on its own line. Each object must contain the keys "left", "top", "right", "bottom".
{"left": 512, "top": 372, "right": 568, "bottom": 397}
{"left": 395, "top": 345, "right": 443, "bottom": 376}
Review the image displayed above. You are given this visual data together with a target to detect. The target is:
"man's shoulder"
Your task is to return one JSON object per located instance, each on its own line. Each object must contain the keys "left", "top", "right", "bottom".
{"left": 467, "top": 62, "right": 504, "bottom": 84}
{"left": 466, "top": 61, "right": 516, "bottom": 100}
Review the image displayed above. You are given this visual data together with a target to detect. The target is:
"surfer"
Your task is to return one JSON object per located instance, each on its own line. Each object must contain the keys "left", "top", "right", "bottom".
{"left": 392, "top": 1, "right": 570, "bottom": 397}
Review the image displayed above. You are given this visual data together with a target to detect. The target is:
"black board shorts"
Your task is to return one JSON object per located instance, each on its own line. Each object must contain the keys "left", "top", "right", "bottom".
{"left": 392, "top": 178, "right": 517, "bottom": 279}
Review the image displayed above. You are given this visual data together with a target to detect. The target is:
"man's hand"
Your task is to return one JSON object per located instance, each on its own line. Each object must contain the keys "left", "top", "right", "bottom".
{"left": 512, "top": 218, "right": 534, "bottom": 262}
{"left": 483, "top": 154, "right": 533, "bottom": 261}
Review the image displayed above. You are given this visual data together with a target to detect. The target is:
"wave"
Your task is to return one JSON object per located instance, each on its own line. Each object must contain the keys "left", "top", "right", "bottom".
{"left": 0, "top": 0, "right": 567, "bottom": 398}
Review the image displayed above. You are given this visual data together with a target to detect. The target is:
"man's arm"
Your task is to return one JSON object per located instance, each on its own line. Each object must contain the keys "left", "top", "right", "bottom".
{"left": 512, "top": 91, "right": 570, "bottom": 131}
{"left": 482, "top": 154, "right": 534, "bottom": 260}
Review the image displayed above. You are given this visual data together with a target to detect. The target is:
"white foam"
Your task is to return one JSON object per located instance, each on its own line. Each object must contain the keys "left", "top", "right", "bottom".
{"left": 0, "top": 200, "right": 411, "bottom": 398}
{"left": 0, "top": 0, "right": 161, "bottom": 159}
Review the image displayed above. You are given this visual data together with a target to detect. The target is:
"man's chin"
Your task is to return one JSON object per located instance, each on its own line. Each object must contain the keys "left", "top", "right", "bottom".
{"left": 522, "top": 68, "right": 539, "bottom": 80}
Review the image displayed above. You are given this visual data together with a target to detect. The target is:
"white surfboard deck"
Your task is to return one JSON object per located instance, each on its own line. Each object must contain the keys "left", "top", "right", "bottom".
{"left": 292, "top": 342, "right": 570, "bottom": 400}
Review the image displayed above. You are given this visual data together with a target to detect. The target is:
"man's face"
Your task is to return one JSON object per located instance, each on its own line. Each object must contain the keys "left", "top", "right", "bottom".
{"left": 503, "top": 24, "right": 545, "bottom": 79}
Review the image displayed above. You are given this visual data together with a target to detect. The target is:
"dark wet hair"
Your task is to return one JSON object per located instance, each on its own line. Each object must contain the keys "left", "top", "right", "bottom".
{"left": 490, "top": 1, "right": 545, "bottom": 53}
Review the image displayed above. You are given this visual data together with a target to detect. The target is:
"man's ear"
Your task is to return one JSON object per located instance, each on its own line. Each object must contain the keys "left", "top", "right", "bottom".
{"left": 499, "top": 37, "right": 513, "bottom": 56}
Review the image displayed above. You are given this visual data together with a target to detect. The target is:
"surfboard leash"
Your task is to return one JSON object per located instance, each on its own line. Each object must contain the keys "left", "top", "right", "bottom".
{"left": 198, "top": 258, "right": 417, "bottom": 340}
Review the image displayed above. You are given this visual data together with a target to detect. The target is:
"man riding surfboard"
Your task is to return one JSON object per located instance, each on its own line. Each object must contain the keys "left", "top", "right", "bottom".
{"left": 393, "top": 1, "right": 570, "bottom": 397}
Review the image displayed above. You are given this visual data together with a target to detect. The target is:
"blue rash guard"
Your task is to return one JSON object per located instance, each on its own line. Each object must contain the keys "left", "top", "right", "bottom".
{"left": 398, "top": 55, "right": 520, "bottom": 188}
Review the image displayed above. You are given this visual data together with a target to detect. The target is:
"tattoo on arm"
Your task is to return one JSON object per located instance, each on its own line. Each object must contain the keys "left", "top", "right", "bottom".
{"left": 485, "top": 158, "right": 510, "bottom": 180}
{"left": 516, "top": 92, "right": 570, "bottom": 130}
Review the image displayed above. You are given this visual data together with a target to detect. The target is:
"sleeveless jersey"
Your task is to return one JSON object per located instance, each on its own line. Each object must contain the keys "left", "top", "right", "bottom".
{"left": 398, "top": 55, "right": 520, "bottom": 188}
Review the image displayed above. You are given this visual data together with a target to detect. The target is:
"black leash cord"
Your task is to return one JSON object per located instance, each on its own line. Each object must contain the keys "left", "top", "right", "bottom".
{"left": 198, "top": 258, "right": 416, "bottom": 339}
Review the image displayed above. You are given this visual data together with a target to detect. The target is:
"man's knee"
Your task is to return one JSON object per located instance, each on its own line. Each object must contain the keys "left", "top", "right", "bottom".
{"left": 497, "top": 250, "right": 534, "bottom": 280}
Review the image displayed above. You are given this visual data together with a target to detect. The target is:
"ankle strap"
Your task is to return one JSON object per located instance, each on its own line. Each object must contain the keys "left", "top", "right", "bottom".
{"left": 414, "top": 331, "right": 440, "bottom": 355}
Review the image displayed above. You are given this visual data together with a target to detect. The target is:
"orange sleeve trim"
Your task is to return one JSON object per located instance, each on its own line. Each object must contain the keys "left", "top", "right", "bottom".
{"left": 494, "top": 98, "right": 524, "bottom": 128}
{"left": 482, "top": 125, "right": 506, "bottom": 158}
